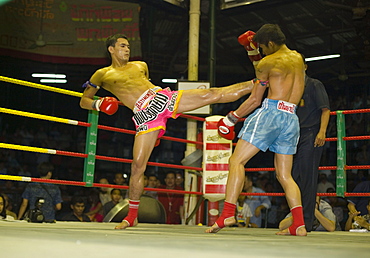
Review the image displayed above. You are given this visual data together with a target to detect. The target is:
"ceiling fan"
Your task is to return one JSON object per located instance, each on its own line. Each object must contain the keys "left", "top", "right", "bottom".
{"left": 29, "top": 0, "right": 73, "bottom": 49}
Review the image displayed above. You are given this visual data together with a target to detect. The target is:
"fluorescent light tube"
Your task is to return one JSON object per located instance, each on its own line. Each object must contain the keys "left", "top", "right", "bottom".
{"left": 305, "top": 54, "right": 340, "bottom": 62}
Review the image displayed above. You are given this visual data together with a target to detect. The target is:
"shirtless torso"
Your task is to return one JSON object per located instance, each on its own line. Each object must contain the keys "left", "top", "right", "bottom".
{"left": 234, "top": 44, "right": 305, "bottom": 118}
{"left": 259, "top": 45, "right": 304, "bottom": 104}
{"left": 81, "top": 61, "right": 156, "bottom": 111}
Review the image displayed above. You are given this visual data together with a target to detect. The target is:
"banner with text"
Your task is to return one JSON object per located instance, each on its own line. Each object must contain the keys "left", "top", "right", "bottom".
{"left": 0, "top": 0, "right": 141, "bottom": 63}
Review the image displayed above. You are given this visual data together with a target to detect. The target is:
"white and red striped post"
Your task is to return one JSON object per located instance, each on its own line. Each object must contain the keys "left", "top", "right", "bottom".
{"left": 203, "top": 116, "right": 232, "bottom": 226}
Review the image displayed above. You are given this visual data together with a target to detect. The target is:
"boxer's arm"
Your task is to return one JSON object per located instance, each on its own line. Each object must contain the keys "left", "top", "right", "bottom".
{"left": 233, "top": 81, "right": 267, "bottom": 118}
{"left": 80, "top": 70, "right": 104, "bottom": 110}
{"left": 233, "top": 60, "right": 269, "bottom": 117}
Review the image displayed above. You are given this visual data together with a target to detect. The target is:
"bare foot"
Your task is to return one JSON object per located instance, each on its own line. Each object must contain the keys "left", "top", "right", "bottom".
{"left": 278, "top": 217, "right": 293, "bottom": 231}
{"left": 114, "top": 218, "right": 138, "bottom": 230}
{"left": 205, "top": 217, "right": 236, "bottom": 233}
{"left": 276, "top": 225, "right": 307, "bottom": 236}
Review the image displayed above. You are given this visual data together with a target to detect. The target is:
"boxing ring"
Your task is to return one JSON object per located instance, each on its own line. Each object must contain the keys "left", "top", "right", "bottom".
{"left": 1, "top": 75, "right": 370, "bottom": 257}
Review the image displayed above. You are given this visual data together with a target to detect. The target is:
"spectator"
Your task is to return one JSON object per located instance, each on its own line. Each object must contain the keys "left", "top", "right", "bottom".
{"left": 144, "top": 174, "right": 159, "bottom": 199}
{"left": 345, "top": 199, "right": 370, "bottom": 231}
{"left": 85, "top": 188, "right": 103, "bottom": 222}
{"left": 1, "top": 193, "right": 17, "bottom": 219}
{"left": 103, "top": 189, "right": 123, "bottom": 216}
{"left": 280, "top": 196, "right": 339, "bottom": 232}
{"left": 61, "top": 196, "right": 91, "bottom": 222}
{"left": 236, "top": 194, "right": 253, "bottom": 227}
{"left": 17, "top": 162, "right": 62, "bottom": 222}
{"left": 242, "top": 174, "right": 271, "bottom": 228}
{"left": 317, "top": 173, "right": 335, "bottom": 193}
{"left": 113, "top": 172, "right": 128, "bottom": 198}
{"left": 158, "top": 172, "right": 184, "bottom": 224}
{"left": 175, "top": 172, "right": 184, "bottom": 189}
{"left": 98, "top": 178, "right": 113, "bottom": 206}
{"left": 0, "top": 193, "right": 16, "bottom": 220}
{"left": 325, "top": 187, "right": 347, "bottom": 230}
{"left": 347, "top": 181, "right": 370, "bottom": 216}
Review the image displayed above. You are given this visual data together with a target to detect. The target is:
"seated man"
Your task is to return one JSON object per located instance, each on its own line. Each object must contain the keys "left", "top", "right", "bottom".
{"left": 18, "top": 162, "right": 62, "bottom": 222}
{"left": 345, "top": 199, "right": 370, "bottom": 231}
{"left": 62, "top": 196, "right": 91, "bottom": 222}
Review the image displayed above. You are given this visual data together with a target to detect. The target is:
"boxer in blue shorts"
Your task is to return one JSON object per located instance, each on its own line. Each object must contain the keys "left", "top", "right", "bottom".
{"left": 207, "top": 24, "right": 307, "bottom": 236}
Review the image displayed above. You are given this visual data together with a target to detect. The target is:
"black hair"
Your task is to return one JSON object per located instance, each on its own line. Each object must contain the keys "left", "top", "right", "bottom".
{"left": 105, "top": 34, "right": 129, "bottom": 58}
{"left": 37, "top": 162, "right": 54, "bottom": 177}
{"left": 110, "top": 188, "right": 122, "bottom": 195}
{"left": 253, "top": 24, "right": 286, "bottom": 46}
{"left": 71, "top": 196, "right": 85, "bottom": 206}
{"left": 165, "top": 171, "right": 176, "bottom": 178}
{"left": 0, "top": 193, "right": 7, "bottom": 218}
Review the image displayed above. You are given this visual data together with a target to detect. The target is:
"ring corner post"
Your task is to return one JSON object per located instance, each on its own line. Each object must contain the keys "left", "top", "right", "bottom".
{"left": 336, "top": 111, "right": 346, "bottom": 197}
{"left": 83, "top": 110, "right": 99, "bottom": 187}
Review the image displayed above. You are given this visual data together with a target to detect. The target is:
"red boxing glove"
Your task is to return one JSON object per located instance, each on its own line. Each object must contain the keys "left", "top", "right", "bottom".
{"left": 238, "top": 30, "right": 262, "bottom": 65}
{"left": 217, "top": 111, "right": 240, "bottom": 140}
{"left": 92, "top": 97, "right": 119, "bottom": 115}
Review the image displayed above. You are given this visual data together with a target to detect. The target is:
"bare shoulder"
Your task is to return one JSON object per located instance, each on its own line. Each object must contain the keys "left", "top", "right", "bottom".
{"left": 130, "top": 61, "right": 148, "bottom": 68}
{"left": 256, "top": 56, "right": 274, "bottom": 71}
{"left": 89, "top": 67, "right": 111, "bottom": 85}
{"left": 94, "top": 66, "right": 110, "bottom": 77}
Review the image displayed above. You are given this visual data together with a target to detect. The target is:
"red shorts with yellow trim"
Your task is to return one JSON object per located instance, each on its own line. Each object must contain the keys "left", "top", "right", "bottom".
{"left": 132, "top": 87, "right": 183, "bottom": 138}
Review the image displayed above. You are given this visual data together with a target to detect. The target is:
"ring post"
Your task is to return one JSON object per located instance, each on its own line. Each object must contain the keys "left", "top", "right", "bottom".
{"left": 83, "top": 109, "right": 99, "bottom": 187}
{"left": 203, "top": 116, "right": 232, "bottom": 225}
{"left": 336, "top": 111, "right": 346, "bottom": 197}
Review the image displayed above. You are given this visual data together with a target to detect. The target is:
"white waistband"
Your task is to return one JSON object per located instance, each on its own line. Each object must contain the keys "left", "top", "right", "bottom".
{"left": 277, "top": 100, "right": 296, "bottom": 114}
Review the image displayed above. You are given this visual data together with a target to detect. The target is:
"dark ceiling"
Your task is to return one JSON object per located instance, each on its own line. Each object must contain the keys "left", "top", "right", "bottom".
{"left": 1, "top": 0, "right": 369, "bottom": 101}
{"left": 131, "top": 0, "right": 370, "bottom": 95}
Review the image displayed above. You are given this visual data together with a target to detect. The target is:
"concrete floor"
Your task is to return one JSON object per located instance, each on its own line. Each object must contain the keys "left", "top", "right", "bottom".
{"left": 1, "top": 220, "right": 370, "bottom": 258}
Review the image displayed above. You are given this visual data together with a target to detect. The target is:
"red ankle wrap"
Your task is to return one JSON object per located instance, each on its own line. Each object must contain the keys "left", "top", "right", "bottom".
{"left": 215, "top": 201, "right": 236, "bottom": 228}
{"left": 123, "top": 199, "right": 140, "bottom": 226}
{"left": 288, "top": 205, "right": 305, "bottom": 235}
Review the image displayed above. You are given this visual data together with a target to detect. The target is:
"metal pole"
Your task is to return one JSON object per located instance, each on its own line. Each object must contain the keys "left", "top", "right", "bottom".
{"left": 184, "top": 0, "right": 201, "bottom": 226}
{"left": 208, "top": 0, "right": 216, "bottom": 86}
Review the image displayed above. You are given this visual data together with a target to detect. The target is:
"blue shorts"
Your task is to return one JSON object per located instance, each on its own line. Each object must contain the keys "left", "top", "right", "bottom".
{"left": 238, "top": 98, "right": 300, "bottom": 155}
